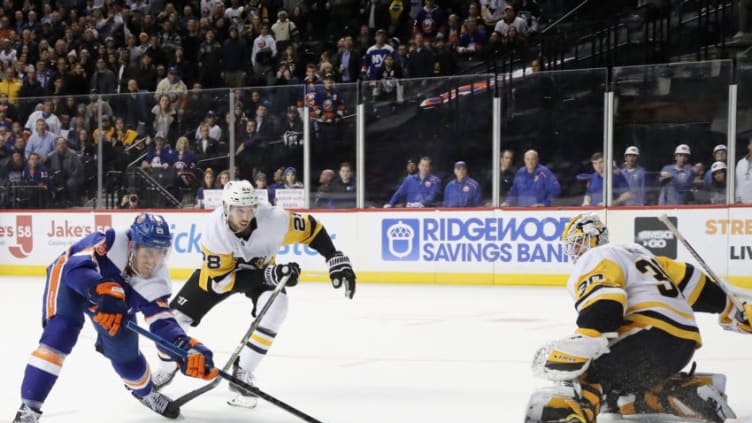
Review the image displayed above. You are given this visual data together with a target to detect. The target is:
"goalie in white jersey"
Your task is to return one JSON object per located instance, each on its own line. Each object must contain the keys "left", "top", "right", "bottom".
{"left": 152, "top": 180, "right": 356, "bottom": 407}
{"left": 526, "top": 213, "right": 749, "bottom": 423}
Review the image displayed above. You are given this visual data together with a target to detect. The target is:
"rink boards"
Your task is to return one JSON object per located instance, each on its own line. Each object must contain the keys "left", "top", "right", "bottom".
{"left": 1, "top": 207, "right": 751, "bottom": 288}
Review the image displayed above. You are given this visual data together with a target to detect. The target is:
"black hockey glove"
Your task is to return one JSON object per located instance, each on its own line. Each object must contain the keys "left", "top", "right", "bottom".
{"left": 327, "top": 251, "right": 356, "bottom": 299}
{"left": 264, "top": 263, "right": 300, "bottom": 288}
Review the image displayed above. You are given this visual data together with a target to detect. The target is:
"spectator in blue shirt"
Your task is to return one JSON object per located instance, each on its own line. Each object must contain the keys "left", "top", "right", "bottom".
{"left": 621, "top": 145, "right": 648, "bottom": 206}
{"left": 443, "top": 161, "right": 481, "bottom": 207}
{"left": 703, "top": 144, "right": 727, "bottom": 187}
{"left": 25, "top": 119, "right": 56, "bottom": 164}
{"left": 141, "top": 134, "right": 176, "bottom": 169}
{"left": 582, "top": 152, "right": 632, "bottom": 206}
{"left": 659, "top": 144, "right": 695, "bottom": 205}
{"left": 385, "top": 156, "right": 442, "bottom": 207}
{"left": 502, "top": 149, "right": 560, "bottom": 207}
{"left": 22, "top": 151, "right": 49, "bottom": 189}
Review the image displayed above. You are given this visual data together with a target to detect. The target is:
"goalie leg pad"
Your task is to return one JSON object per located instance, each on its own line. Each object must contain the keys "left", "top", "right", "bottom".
{"left": 616, "top": 373, "right": 735, "bottom": 423}
{"left": 525, "top": 382, "right": 601, "bottom": 423}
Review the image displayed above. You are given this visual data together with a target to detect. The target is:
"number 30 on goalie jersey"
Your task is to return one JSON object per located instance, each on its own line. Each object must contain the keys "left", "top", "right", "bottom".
{"left": 567, "top": 243, "right": 702, "bottom": 347}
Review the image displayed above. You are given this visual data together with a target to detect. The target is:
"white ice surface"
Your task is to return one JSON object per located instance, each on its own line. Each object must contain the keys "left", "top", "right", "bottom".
{"left": 1, "top": 277, "right": 752, "bottom": 423}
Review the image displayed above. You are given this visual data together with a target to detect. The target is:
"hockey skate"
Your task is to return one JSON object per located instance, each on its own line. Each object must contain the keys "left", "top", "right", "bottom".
{"left": 132, "top": 390, "right": 180, "bottom": 419}
{"left": 227, "top": 361, "right": 258, "bottom": 409}
{"left": 13, "top": 403, "right": 41, "bottom": 423}
{"left": 151, "top": 360, "right": 179, "bottom": 390}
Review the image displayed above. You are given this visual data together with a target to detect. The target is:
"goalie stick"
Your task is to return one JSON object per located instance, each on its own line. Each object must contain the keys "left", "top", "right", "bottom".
{"left": 658, "top": 214, "right": 752, "bottom": 317}
{"left": 172, "top": 274, "right": 291, "bottom": 406}
{"left": 127, "top": 319, "right": 325, "bottom": 423}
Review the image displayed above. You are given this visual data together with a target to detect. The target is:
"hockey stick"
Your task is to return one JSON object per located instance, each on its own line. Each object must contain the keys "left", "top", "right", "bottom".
{"left": 172, "top": 274, "right": 291, "bottom": 406}
{"left": 658, "top": 214, "right": 752, "bottom": 315}
{"left": 127, "top": 319, "right": 325, "bottom": 423}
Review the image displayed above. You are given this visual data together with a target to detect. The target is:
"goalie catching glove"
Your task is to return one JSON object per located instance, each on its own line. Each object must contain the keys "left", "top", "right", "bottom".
{"left": 263, "top": 262, "right": 300, "bottom": 287}
{"left": 532, "top": 328, "right": 612, "bottom": 381}
{"left": 89, "top": 281, "right": 128, "bottom": 336}
{"left": 172, "top": 335, "right": 219, "bottom": 380}
{"left": 327, "top": 251, "right": 356, "bottom": 299}
{"left": 719, "top": 297, "right": 752, "bottom": 334}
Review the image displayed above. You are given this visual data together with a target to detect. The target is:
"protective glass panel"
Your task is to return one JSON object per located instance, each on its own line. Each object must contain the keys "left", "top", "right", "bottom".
{"left": 735, "top": 59, "right": 752, "bottom": 204}
{"left": 363, "top": 74, "right": 495, "bottom": 209}
{"left": 613, "top": 60, "right": 732, "bottom": 206}
{"left": 499, "top": 68, "right": 607, "bottom": 208}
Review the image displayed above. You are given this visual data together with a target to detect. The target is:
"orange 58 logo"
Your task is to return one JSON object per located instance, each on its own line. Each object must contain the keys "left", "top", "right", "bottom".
{"left": 9, "top": 215, "right": 33, "bottom": 258}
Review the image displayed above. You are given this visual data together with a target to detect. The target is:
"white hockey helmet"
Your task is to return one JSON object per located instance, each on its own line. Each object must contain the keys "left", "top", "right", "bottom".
{"left": 222, "top": 180, "right": 258, "bottom": 217}
{"left": 561, "top": 213, "right": 608, "bottom": 263}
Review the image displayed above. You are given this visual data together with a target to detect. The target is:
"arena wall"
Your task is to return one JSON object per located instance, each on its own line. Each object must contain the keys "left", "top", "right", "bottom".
{"left": 1, "top": 208, "right": 751, "bottom": 288}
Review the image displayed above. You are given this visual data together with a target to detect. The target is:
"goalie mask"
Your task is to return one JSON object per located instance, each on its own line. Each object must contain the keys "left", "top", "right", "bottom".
{"left": 222, "top": 180, "right": 258, "bottom": 231}
{"left": 562, "top": 214, "right": 608, "bottom": 263}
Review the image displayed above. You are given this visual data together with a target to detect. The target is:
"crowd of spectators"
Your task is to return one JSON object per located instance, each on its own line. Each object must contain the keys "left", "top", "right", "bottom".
{"left": 0, "top": 0, "right": 746, "bottom": 210}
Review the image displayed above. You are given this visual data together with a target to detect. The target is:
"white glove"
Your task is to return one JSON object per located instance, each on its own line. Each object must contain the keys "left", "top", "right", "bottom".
{"left": 532, "top": 329, "right": 611, "bottom": 381}
{"left": 719, "top": 298, "right": 752, "bottom": 334}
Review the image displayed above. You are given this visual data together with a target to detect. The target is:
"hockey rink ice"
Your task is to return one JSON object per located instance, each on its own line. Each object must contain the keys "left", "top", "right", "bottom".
{"left": 2, "top": 276, "right": 752, "bottom": 423}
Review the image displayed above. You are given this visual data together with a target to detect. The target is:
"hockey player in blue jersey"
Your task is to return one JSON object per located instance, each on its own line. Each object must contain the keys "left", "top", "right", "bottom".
{"left": 13, "top": 213, "right": 219, "bottom": 423}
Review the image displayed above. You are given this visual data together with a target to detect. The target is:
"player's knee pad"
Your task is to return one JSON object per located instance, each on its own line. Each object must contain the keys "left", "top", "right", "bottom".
{"left": 256, "top": 291, "right": 288, "bottom": 332}
{"left": 39, "top": 315, "right": 85, "bottom": 354}
{"left": 525, "top": 384, "right": 595, "bottom": 423}
{"left": 617, "top": 373, "right": 735, "bottom": 422}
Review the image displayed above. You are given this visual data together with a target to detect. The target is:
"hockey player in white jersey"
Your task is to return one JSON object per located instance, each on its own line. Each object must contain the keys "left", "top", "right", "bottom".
{"left": 526, "top": 213, "right": 743, "bottom": 423}
{"left": 152, "top": 180, "right": 356, "bottom": 407}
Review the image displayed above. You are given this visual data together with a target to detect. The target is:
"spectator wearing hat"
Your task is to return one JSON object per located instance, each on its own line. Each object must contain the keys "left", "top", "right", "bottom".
{"left": 502, "top": 149, "right": 560, "bottom": 207}
{"left": 282, "top": 166, "right": 304, "bottom": 189}
{"left": 18, "top": 66, "right": 47, "bottom": 117}
{"left": 277, "top": 105, "right": 303, "bottom": 160}
{"left": 703, "top": 144, "right": 727, "bottom": 187}
{"left": 443, "top": 161, "right": 481, "bottom": 207}
{"left": 385, "top": 156, "right": 442, "bottom": 207}
{"left": 493, "top": 5, "right": 528, "bottom": 36}
{"left": 315, "top": 73, "right": 345, "bottom": 123}
{"left": 413, "top": 0, "right": 447, "bottom": 41}
{"left": 198, "top": 29, "right": 223, "bottom": 88}
{"left": 362, "top": 29, "right": 395, "bottom": 81}
{"left": 735, "top": 137, "right": 752, "bottom": 203}
{"left": 271, "top": 10, "right": 299, "bottom": 52}
{"left": 582, "top": 152, "right": 631, "bottom": 207}
{"left": 620, "top": 145, "right": 647, "bottom": 205}
{"left": 703, "top": 161, "right": 727, "bottom": 204}
{"left": 154, "top": 66, "right": 187, "bottom": 100}
{"left": 658, "top": 144, "right": 695, "bottom": 205}
{"left": 89, "top": 57, "right": 117, "bottom": 94}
